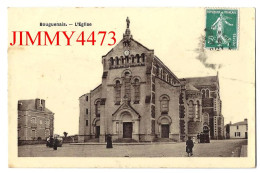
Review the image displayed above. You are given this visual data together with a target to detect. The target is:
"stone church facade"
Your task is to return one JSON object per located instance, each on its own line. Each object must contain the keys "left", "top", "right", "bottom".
{"left": 78, "top": 18, "right": 224, "bottom": 142}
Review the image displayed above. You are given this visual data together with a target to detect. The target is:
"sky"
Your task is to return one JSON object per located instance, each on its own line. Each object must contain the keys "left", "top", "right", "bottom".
{"left": 8, "top": 8, "right": 255, "bottom": 135}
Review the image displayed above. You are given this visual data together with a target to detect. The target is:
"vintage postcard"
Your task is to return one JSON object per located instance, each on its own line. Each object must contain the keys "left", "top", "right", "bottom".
{"left": 8, "top": 8, "right": 255, "bottom": 168}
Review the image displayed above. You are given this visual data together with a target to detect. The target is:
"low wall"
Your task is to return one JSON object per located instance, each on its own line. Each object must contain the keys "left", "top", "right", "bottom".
{"left": 18, "top": 140, "right": 46, "bottom": 146}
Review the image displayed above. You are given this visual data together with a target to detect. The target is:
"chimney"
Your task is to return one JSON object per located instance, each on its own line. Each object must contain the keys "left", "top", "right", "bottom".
{"left": 41, "top": 99, "right": 45, "bottom": 111}
{"left": 35, "top": 98, "right": 40, "bottom": 110}
{"left": 244, "top": 118, "right": 248, "bottom": 123}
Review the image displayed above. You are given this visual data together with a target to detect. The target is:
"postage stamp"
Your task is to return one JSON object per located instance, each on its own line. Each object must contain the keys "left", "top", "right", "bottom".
{"left": 205, "top": 9, "right": 238, "bottom": 50}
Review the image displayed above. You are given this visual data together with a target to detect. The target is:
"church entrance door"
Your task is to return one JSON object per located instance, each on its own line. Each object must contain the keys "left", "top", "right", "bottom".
{"left": 161, "top": 125, "right": 169, "bottom": 138}
{"left": 95, "top": 126, "right": 100, "bottom": 138}
{"left": 123, "top": 122, "right": 132, "bottom": 138}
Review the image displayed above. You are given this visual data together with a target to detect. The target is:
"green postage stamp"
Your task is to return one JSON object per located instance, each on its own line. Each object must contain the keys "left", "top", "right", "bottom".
{"left": 205, "top": 9, "right": 238, "bottom": 50}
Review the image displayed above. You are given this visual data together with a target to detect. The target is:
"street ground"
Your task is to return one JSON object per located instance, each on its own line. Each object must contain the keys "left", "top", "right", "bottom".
{"left": 18, "top": 139, "right": 247, "bottom": 157}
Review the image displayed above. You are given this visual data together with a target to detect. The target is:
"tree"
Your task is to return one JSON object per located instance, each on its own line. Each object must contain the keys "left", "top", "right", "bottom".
{"left": 63, "top": 132, "right": 68, "bottom": 138}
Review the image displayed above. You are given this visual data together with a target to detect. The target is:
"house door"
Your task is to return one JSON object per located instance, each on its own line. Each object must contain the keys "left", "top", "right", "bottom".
{"left": 95, "top": 126, "right": 100, "bottom": 138}
{"left": 123, "top": 122, "right": 132, "bottom": 138}
{"left": 161, "top": 125, "right": 169, "bottom": 138}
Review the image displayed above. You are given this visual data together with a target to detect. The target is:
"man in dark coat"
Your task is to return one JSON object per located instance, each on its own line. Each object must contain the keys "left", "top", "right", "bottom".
{"left": 49, "top": 136, "right": 54, "bottom": 147}
{"left": 186, "top": 137, "right": 194, "bottom": 156}
{"left": 197, "top": 133, "right": 200, "bottom": 143}
{"left": 106, "top": 134, "right": 113, "bottom": 148}
{"left": 53, "top": 137, "right": 58, "bottom": 150}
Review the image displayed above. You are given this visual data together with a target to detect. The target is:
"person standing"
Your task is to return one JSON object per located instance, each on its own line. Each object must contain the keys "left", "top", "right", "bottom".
{"left": 197, "top": 133, "right": 200, "bottom": 143}
{"left": 53, "top": 137, "right": 58, "bottom": 150}
{"left": 106, "top": 134, "right": 113, "bottom": 149}
{"left": 186, "top": 137, "right": 194, "bottom": 156}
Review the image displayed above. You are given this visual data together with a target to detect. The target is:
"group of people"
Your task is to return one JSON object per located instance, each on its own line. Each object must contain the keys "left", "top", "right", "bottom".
{"left": 197, "top": 132, "right": 210, "bottom": 143}
{"left": 46, "top": 136, "right": 60, "bottom": 150}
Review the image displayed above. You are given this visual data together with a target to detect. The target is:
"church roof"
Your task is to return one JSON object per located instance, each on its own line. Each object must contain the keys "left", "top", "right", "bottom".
{"left": 185, "top": 83, "right": 199, "bottom": 91}
{"left": 112, "top": 99, "right": 140, "bottom": 117}
{"left": 185, "top": 76, "right": 218, "bottom": 86}
{"left": 231, "top": 121, "right": 248, "bottom": 126}
{"left": 18, "top": 99, "right": 54, "bottom": 114}
{"left": 154, "top": 56, "right": 181, "bottom": 84}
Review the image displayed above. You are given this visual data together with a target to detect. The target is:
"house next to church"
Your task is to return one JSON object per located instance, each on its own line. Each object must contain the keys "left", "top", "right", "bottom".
{"left": 18, "top": 98, "right": 54, "bottom": 141}
{"left": 78, "top": 18, "right": 224, "bottom": 142}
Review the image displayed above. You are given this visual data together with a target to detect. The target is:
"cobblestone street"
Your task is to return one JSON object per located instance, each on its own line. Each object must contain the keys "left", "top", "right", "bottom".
{"left": 18, "top": 139, "right": 247, "bottom": 157}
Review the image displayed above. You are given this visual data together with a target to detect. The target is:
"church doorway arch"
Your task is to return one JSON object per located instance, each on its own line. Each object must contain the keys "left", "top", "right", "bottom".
{"left": 92, "top": 118, "right": 100, "bottom": 138}
{"left": 158, "top": 115, "right": 172, "bottom": 138}
{"left": 122, "top": 113, "right": 133, "bottom": 138}
{"left": 161, "top": 118, "right": 170, "bottom": 138}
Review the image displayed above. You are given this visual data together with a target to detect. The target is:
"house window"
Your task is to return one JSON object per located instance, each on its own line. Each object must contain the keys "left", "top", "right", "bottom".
{"left": 86, "top": 108, "right": 88, "bottom": 115}
{"left": 86, "top": 96, "right": 88, "bottom": 101}
{"left": 46, "top": 119, "right": 50, "bottom": 126}
{"left": 133, "top": 78, "right": 140, "bottom": 103}
{"left": 235, "top": 132, "right": 240, "bottom": 137}
{"left": 124, "top": 72, "right": 131, "bottom": 100}
{"left": 95, "top": 101, "right": 100, "bottom": 117}
{"left": 45, "top": 129, "right": 50, "bottom": 137}
{"left": 160, "top": 95, "right": 169, "bottom": 114}
{"left": 115, "top": 80, "right": 121, "bottom": 104}
{"left": 86, "top": 120, "right": 88, "bottom": 126}
{"left": 237, "top": 125, "right": 239, "bottom": 129}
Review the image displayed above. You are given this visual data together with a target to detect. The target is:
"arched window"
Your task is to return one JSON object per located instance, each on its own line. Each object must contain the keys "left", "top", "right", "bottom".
{"left": 31, "top": 117, "right": 36, "bottom": 124}
{"left": 141, "top": 53, "right": 145, "bottom": 62}
{"left": 115, "top": 80, "right": 121, "bottom": 104}
{"left": 196, "top": 100, "right": 200, "bottom": 119}
{"left": 124, "top": 72, "right": 131, "bottom": 100}
{"left": 206, "top": 89, "right": 210, "bottom": 98}
{"left": 188, "top": 100, "right": 194, "bottom": 118}
{"left": 131, "top": 55, "right": 135, "bottom": 63}
{"left": 133, "top": 78, "right": 140, "bottom": 103}
{"left": 95, "top": 101, "right": 101, "bottom": 117}
{"left": 202, "top": 90, "right": 205, "bottom": 98}
{"left": 166, "top": 74, "right": 169, "bottom": 82}
{"left": 160, "top": 95, "right": 169, "bottom": 114}
{"left": 110, "top": 57, "right": 114, "bottom": 66}
{"left": 116, "top": 57, "right": 119, "bottom": 65}
{"left": 121, "top": 56, "right": 125, "bottom": 64}
{"left": 136, "top": 54, "right": 140, "bottom": 63}
{"left": 162, "top": 71, "right": 165, "bottom": 80}
{"left": 126, "top": 56, "right": 129, "bottom": 63}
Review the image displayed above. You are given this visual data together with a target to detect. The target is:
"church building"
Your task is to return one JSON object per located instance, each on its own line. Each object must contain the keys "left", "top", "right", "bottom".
{"left": 78, "top": 18, "right": 224, "bottom": 142}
